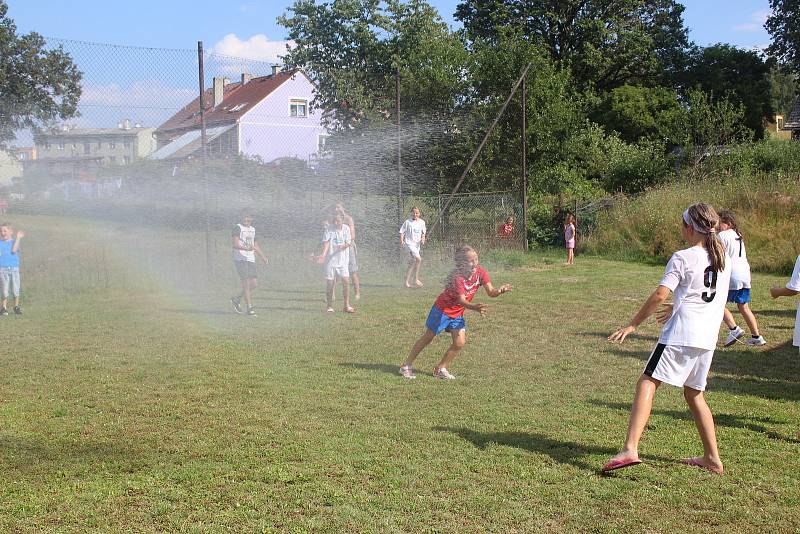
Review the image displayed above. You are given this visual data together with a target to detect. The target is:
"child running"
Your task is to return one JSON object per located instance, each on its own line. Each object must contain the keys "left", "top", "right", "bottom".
{"left": 0, "top": 222, "right": 24, "bottom": 315}
{"left": 399, "top": 245, "right": 512, "bottom": 380}
{"left": 564, "top": 214, "right": 576, "bottom": 265}
{"left": 604, "top": 203, "right": 731, "bottom": 475}
{"left": 717, "top": 210, "right": 766, "bottom": 346}
{"left": 770, "top": 254, "right": 800, "bottom": 355}
{"left": 230, "top": 211, "right": 268, "bottom": 317}
{"left": 315, "top": 213, "right": 354, "bottom": 313}
{"left": 399, "top": 207, "right": 426, "bottom": 288}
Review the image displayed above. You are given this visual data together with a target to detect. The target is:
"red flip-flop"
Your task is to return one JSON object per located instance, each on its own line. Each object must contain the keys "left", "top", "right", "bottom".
{"left": 601, "top": 457, "right": 642, "bottom": 473}
{"left": 681, "top": 457, "right": 723, "bottom": 475}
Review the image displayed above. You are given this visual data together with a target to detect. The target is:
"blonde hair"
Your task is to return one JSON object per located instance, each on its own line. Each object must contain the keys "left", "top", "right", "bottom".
{"left": 684, "top": 203, "right": 725, "bottom": 272}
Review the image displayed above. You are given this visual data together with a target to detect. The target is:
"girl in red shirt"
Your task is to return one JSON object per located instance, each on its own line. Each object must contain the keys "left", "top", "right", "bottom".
{"left": 399, "top": 246, "right": 512, "bottom": 379}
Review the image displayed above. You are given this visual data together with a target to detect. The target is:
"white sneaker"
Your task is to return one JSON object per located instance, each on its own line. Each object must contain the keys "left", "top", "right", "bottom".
{"left": 724, "top": 326, "right": 745, "bottom": 347}
{"left": 745, "top": 335, "right": 767, "bottom": 346}
{"left": 326, "top": 307, "right": 334, "bottom": 313}
{"left": 433, "top": 367, "right": 456, "bottom": 380}
{"left": 400, "top": 365, "right": 416, "bottom": 379}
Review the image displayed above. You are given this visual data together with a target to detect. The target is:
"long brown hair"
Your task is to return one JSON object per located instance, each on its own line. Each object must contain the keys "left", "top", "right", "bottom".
{"left": 445, "top": 245, "right": 477, "bottom": 287}
{"left": 717, "top": 210, "right": 742, "bottom": 239}
{"left": 684, "top": 203, "right": 726, "bottom": 272}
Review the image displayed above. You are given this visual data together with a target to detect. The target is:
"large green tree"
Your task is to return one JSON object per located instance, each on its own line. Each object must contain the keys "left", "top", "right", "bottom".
{"left": 454, "top": 0, "right": 691, "bottom": 91}
{"left": 766, "top": 0, "right": 800, "bottom": 75}
{"left": 681, "top": 44, "right": 773, "bottom": 139}
{"left": 0, "top": 0, "right": 82, "bottom": 146}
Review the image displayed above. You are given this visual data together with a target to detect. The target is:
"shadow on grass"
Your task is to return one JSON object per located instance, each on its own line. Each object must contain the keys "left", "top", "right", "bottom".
{"left": 434, "top": 426, "right": 673, "bottom": 473}
{"left": 757, "top": 309, "right": 796, "bottom": 318}
{"left": 160, "top": 308, "right": 231, "bottom": 316}
{"left": 339, "top": 362, "right": 399, "bottom": 376}
{"left": 589, "top": 400, "right": 800, "bottom": 444}
{"left": 578, "top": 331, "right": 654, "bottom": 344}
{"left": 0, "top": 436, "right": 140, "bottom": 474}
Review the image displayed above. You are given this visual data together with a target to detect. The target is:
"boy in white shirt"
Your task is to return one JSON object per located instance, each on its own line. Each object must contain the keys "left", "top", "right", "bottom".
{"left": 770, "top": 255, "right": 800, "bottom": 355}
{"left": 230, "top": 211, "right": 268, "bottom": 316}
{"left": 604, "top": 204, "right": 731, "bottom": 475}
{"left": 399, "top": 207, "right": 426, "bottom": 288}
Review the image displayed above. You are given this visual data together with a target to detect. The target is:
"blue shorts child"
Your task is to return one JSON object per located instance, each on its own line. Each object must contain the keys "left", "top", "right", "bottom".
{"left": 425, "top": 305, "right": 466, "bottom": 334}
{"left": 727, "top": 288, "right": 750, "bottom": 304}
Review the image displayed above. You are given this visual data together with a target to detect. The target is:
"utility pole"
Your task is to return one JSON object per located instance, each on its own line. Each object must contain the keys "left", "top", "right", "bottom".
{"left": 521, "top": 72, "right": 528, "bottom": 251}
{"left": 198, "top": 41, "right": 212, "bottom": 280}
{"left": 396, "top": 67, "right": 403, "bottom": 223}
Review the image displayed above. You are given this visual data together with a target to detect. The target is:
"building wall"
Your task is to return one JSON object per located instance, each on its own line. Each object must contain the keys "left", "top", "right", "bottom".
{"left": 0, "top": 150, "right": 22, "bottom": 185}
{"left": 36, "top": 128, "right": 156, "bottom": 165}
{"left": 238, "top": 73, "right": 325, "bottom": 163}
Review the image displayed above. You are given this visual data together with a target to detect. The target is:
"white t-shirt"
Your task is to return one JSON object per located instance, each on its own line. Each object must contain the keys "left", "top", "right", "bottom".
{"left": 786, "top": 255, "right": 800, "bottom": 347}
{"left": 718, "top": 229, "right": 751, "bottom": 289}
{"left": 657, "top": 245, "right": 732, "bottom": 351}
{"left": 400, "top": 218, "right": 426, "bottom": 246}
{"left": 324, "top": 224, "right": 351, "bottom": 268}
{"left": 232, "top": 224, "right": 256, "bottom": 262}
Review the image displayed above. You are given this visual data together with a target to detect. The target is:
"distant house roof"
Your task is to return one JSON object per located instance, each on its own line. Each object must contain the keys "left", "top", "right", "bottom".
{"left": 157, "top": 69, "right": 302, "bottom": 134}
{"left": 149, "top": 124, "right": 235, "bottom": 160}
{"left": 785, "top": 96, "right": 800, "bottom": 130}
{"left": 35, "top": 127, "right": 151, "bottom": 138}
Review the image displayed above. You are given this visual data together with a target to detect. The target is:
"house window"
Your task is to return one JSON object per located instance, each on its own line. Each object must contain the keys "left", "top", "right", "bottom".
{"left": 290, "top": 98, "right": 308, "bottom": 118}
{"left": 58, "top": 141, "right": 65, "bottom": 150}
{"left": 109, "top": 140, "right": 116, "bottom": 149}
{"left": 84, "top": 142, "right": 91, "bottom": 154}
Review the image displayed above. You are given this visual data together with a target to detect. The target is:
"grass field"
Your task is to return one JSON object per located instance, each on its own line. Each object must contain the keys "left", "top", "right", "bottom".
{"left": 1, "top": 215, "right": 799, "bottom": 532}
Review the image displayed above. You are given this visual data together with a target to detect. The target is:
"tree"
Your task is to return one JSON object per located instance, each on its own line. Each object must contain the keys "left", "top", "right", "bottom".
{"left": 681, "top": 44, "right": 773, "bottom": 139}
{"left": 454, "top": 0, "right": 691, "bottom": 91}
{"left": 766, "top": 0, "right": 800, "bottom": 75}
{"left": 768, "top": 66, "right": 797, "bottom": 117}
{"left": 0, "top": 0, "right": 82, "bottom": 146}
{"left": 595, "top": 85, "right": 684, "bottom": 143}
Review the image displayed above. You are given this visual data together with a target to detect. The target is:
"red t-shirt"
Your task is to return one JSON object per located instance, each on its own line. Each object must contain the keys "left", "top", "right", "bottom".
{"left": 498, "top": 223, "right": 513, "bottom": 238}
{"left": 434, "top": 266, "right": 491, "bottom": 318}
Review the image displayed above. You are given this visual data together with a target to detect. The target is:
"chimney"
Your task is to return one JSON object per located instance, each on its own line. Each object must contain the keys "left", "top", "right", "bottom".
{"left": 271, "top": 65, "right": 280, "bottom": 76}
{"left": 213, "top": 77, "right": 229, "bottom": 108}
{"left": 123, "top": 119, "right": 131, "bottom": 130}
{"left": 241, "top": 73, "right": 252, "bottom": 85}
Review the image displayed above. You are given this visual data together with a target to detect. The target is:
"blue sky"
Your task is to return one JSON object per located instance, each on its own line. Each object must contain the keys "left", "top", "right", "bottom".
{"left": 7, "top": 1, "right": 773, "bottom": 54}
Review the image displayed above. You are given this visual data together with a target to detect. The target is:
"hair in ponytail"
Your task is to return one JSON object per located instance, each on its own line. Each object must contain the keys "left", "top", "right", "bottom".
{"left": 718, "top": 209, "right": 742, "bottom": 239}
{"left": 684, "top": 203, "right": 725, "bottom": 272}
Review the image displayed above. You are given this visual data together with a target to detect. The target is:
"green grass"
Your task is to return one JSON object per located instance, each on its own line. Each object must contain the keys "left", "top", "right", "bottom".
{"left": 1, "top": 216, "right": 799, "bottom": 532}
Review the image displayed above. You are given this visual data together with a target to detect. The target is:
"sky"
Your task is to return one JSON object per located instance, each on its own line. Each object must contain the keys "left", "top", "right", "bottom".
{"left": 6, "top": 1, "right": 774, "bottom": 59}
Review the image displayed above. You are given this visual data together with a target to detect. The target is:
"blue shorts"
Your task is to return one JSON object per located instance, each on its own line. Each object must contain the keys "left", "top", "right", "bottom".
{"left": 425, "top": 306, "right": 466, "bottom": 334}
{"left": 727, "top": 288, "right": 750, "bottom": 304}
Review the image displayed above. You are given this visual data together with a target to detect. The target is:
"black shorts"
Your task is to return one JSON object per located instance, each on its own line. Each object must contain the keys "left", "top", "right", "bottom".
{"left": 235, "top": 260, "right": 257, "bottom": 280}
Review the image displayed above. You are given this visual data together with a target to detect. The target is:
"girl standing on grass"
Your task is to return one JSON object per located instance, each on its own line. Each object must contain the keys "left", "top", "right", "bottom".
{"left": 770, "top": 254, "right": 800, "bottom": 355}
{"left": 717, "top": 210, "right": 766, "bottom": 347}
{"left": 564, "top": 214, "right": 576, "bottom": 265}
{"left": 604, "top": 203, "right": 731, "bottom": 475}
{"left": 399, "top": 246, "right": 512, "bottom": 380}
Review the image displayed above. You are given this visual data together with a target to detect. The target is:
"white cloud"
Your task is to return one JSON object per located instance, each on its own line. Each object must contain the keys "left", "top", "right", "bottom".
{"left": 733, "top": 10, "right": 770, "bottom": 32}
{"left": 210, "top": 34, "right": 294, "bottom": 63}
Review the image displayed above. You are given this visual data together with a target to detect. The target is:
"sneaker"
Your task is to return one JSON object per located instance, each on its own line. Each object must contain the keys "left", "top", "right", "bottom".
{"left": 0, "top": 308, "right": 7, "bottom": 316}
{"left": 326, "top": 306, "right": 335, "bottom": 313}
{"left": 246, "top": 307, "right": 257, "bottom": 316}
{"left": 745, "top": 335, "right": 767, "bottom": 346}
{"left": 400, "top": 365, "right": 416, "bottom": 379}
{"left": 724, "top": 326, "right": 745, "bottom": 347}
{"left": 230, "top": 297, "right": 243, "bottom": 314}
{"left": 433, "top": 367, "right": 456, "bottom": 380}
{"left": 13, "top": 306, "right": 21, "bottom": 315}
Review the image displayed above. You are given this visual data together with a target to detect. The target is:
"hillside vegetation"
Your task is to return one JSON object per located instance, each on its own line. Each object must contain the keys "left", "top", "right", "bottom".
{"left": 585, "top": 141, "right": 800, "bottom": 274}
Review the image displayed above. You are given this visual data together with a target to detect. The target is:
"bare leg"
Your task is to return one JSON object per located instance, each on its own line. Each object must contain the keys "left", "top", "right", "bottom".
{"left": 683, "top": 387, "right": 723, "bottom": 474}
{"left": 341, "top": 276, "right": 351, "bottom": 310}
{"left": 722, "top": 307, "right": 737, "bottom": 329}
{"left": 403, "top": 329, "right": 436, "bottom": 367}
{"left": 436, "top": 329, "right": 466, "bottom": 370}
{"left": 606, "top": 375, "right": 661, "bottom": 464}
{"left": 737, "top": 303, "right": 760, "bottom": 336}
{"left": 242, "top": 278, "right": 253, "bottom": 310}
{"left": 326, "top": 279, "right": 335, "bottom": 308}
{"left": 351, "top": 271, "right": 361, "bottom": 298}
{"left": 413, "top": 257, "right": 423, "bottom": 286}
{"left": 404, "top": 260, "right": 414, "bottom": 288}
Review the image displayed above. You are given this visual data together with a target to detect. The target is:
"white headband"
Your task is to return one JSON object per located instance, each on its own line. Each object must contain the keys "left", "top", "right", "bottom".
{"left": 683, "top": 209, "right": 713, "bottom": 235}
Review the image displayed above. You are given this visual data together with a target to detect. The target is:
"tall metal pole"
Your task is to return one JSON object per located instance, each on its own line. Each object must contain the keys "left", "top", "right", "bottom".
{"left": 396, "top": 67, "right": 402, "bottom": 223}
{"left": 521, "top": 72, "right": 529, "bottom": 251}
{"left": 198, "top": 41, "right": 212, "bottom": 280}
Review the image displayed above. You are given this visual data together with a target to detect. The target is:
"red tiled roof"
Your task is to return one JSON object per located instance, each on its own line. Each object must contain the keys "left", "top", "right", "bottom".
{"left": 157, "top": 69, "right": 302, "bottom": 134}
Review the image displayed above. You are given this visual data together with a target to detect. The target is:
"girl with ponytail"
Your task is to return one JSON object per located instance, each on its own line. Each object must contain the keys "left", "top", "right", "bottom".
{"left": 717, "top": 210, "right": 767, "bottom": 346}
{"left": 603, "top": 203, "right": 731, "bottom": 475}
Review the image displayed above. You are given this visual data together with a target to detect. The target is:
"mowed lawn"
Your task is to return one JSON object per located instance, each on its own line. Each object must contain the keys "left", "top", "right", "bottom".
{"left": 1, "top": 218, "right": 799, "bottom": 532}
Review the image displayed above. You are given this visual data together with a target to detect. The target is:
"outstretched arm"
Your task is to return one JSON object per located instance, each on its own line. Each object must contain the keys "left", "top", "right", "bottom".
{"left": 11, "top": 230, "right": 24, "bottom": 253}
{"left": 771, "top": 286, "right": 799, "bottom": 298}
{"left": 483, "top": 281, "right": 512, "bottom": 298}
{"left": 457, "top": 294, "right": 487, "bottom": 316}
{"left": 608, "top": 285, "right": 671, "bottom": 343}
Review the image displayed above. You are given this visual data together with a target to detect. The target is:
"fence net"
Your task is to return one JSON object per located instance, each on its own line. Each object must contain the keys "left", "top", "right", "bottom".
{"left": 5, "top": 37, "right": 527, "bottom": 297}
